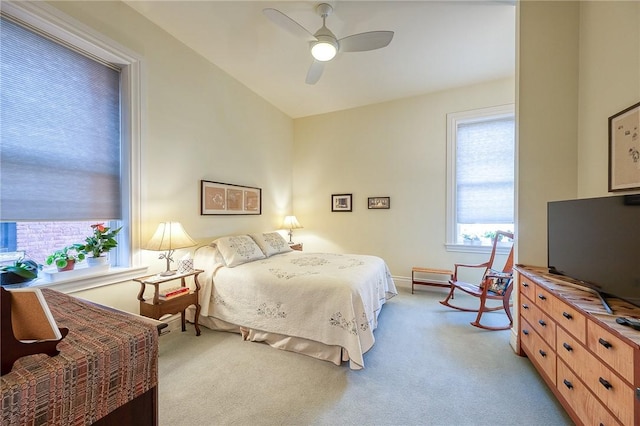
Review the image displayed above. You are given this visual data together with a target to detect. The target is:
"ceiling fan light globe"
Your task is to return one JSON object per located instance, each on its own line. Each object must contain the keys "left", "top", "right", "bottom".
{"left": 311, "top": 41, "right": 337, "bottom": 61}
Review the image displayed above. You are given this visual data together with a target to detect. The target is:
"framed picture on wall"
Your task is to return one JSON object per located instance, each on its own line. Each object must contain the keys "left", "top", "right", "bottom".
{"left": 201, "top": 180, "right": 261, "bottom": 215}
{"left": 608, "top": 101, "right": 640, "bottom": 192}
{"left": 331, "top": 194, "right": 352, "bottom": 212}
{"left": 368, "top": 197, "right": 390, "bottom": 209}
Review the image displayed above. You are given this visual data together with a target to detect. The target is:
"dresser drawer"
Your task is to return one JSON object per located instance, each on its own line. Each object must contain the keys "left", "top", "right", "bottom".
{"left": 520, "top": 297, "right": 556, "bottom": 348}
{"left": 551, "top": 297, "right": 586, "bottom": 343}
{"left": 533, "top": 285, "right": 554, "bottom": 314}
{"left": 557, "top": 360, "right": 622, "bottom": 426}
{"left": 556, "top": 327, "right": 589, "bottom": 371}
{"left": 519, "top": 275, "right": 536, "bottom": 301}
{"left": 587, "top": 320, "right": 634, "bottom": 385}
{"left": 586, "top": 356, "right": 634, "bottom": 426}
{"left": 521, "top": 317, "right": 556, "bottom": 385}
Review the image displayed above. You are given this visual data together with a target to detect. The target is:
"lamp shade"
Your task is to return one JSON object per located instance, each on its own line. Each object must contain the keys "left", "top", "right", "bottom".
{"left": 282, "top": 216, "right": 303, "bottom": 230}
{"left": 144, "top": 222, "right": 196, "bottom": 251}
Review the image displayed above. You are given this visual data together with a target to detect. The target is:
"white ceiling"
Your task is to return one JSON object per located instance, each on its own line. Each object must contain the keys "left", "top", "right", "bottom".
{"left": 124, "top": 1, "right": 516, "bottom": 118}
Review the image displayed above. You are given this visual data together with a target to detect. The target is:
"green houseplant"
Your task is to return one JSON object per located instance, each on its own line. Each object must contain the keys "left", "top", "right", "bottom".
{"left": 46, "top": 245, "right": 85, "bottom": 271}
{"left": 77, "top": 223, "right": 122, "bottom": 262}
{"left": 462, "top": 233, "right": 480, "bottom": 245}
{"left": 0, "top": 256, "right": 42, "bottom": 285}
{"left": 482, "top": 230, "right": 513, "bottom": 244}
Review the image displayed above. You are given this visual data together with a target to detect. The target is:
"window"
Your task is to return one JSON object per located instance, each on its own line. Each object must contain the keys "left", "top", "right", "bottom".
{"left": 0, "top": 2, "right": 143, "bottom": 286}
{"left": 446, "top": 104, "right": 515, "bottom": 248}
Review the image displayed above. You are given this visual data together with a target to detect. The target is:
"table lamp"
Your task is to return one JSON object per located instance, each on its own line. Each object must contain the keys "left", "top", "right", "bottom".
{"left": 282, "top": 215, "right": 303, "bottom": 244}
{"left": 144, "top": 222, "right": 196, "bottom": 276}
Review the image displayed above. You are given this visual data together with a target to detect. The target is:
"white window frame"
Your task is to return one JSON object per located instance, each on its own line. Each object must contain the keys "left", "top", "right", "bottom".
{"left": 445, "top": 104, "right": 515, "bottom": 253}
{"left": 1, "top": 1, "right": 147, "bottom": 291}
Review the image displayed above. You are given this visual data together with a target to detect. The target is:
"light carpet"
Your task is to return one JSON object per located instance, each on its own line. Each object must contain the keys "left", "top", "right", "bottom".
{"left": 157, "top": 285, "right": 573, "bottom": 425}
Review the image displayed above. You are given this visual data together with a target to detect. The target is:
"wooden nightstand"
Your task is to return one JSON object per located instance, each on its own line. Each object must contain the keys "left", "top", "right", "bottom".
{"left": 289, "top": 243, "right": 303, "bottom": 251}
{"left": 134, "top": 269, "right": 203, "bottom": 336}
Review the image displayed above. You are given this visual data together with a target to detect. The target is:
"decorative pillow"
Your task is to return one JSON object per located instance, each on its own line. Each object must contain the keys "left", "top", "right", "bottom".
{"left": 481, "top": 269, "right": 513, "bottom": 295}
{"left": 212, "top": 235, "right": 266, "bottom": 267}
{"left": 250, "top": 232, "right": 292, "bottom": 257}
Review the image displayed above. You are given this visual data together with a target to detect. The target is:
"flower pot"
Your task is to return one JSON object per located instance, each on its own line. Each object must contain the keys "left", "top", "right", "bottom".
{"left": 57, "top": 259, "right": 75, "bottom": 272}
{"left": 0, "top": 272, "right": 36, "bottom": 286}
{"left": 87, "top": 256, "right": 108, "bottom": 267}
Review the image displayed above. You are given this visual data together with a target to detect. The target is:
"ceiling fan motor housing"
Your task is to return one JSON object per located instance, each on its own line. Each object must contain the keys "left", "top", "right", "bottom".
{"left": 311, "top": 4, "right": 338, "bottom": 61}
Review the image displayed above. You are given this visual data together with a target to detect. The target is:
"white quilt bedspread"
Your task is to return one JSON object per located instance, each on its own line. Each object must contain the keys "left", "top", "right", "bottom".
{"left": 195, "top": 249, "right": 397, "bottom": 369}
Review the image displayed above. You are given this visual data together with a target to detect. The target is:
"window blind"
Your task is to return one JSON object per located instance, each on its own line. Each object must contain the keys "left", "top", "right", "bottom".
{"left": 0, "top": 16, "right": 121, "bottom": 221}
{"left": 456, "top": 117, "right": 515, "bottom": 224}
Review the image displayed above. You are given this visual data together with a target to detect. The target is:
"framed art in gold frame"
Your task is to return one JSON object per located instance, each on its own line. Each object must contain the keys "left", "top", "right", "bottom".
{"left": 609, "top": 101, "right": 640, "bottom": 192}
{"left": 201, "top": 180, "right": 261, "bottom": 215}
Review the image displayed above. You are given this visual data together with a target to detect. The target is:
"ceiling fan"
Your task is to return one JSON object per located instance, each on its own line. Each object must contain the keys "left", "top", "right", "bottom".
{"left": 263, "top": 3, "right": 394, "bottom": 85}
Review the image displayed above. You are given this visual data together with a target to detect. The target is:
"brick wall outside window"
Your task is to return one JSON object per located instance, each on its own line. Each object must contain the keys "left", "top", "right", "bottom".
{"left": 17, "top": 222, "right": 94, "bottom": 265}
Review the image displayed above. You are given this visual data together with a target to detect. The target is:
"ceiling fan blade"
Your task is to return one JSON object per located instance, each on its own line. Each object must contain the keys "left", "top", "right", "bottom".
{"left": 339, "top": 31, "right": 394, "bottom": 52}
{"left": 263, "top": 8, "right": 316, "bottom": 42}
{"left": 305, "top": 61, "right": 325, "bottom": 85}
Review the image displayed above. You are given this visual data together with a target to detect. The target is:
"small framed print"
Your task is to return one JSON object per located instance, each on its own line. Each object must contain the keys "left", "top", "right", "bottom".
{"left": 368, "top": 197, "right": 390, "bottom": 209}
{"left": 331, "top": 194, "right": 352, "bottom": 212}
{"left": 201, "top": 180, "right": 261, "bottom": 215}
{"left": 609, "top": 101, "right": 640, "bottom": 192}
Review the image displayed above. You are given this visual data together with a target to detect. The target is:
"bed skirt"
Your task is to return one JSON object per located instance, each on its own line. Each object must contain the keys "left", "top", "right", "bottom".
{"left": 188, "top": 309, "right": 377, "bottom": 367}
{"left": 190, "top": 313, "right": 347, "bottom": 365}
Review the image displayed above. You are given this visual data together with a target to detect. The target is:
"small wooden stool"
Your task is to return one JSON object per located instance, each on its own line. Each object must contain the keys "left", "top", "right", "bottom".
{"left": 411, "top": 267, "right": 453, "bottom": 294}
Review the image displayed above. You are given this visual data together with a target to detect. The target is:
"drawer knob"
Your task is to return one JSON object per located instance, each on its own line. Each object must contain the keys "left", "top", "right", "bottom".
{"left": 598, "top": 338, "right": 612, "bottom": 349}
{"left": 523, "top": 329, "right": 529, "bottom": 335}
{"left": 539, "top": 349, "right": 547, "bottom": 358}
{"left": 563, "top": 379, "right": 573, "bottom": 390}
{"left": 522, "top": 304, "right": 529, "bottom": 310}
{"left": 562, "top": 342, "right": 573, "bottom": 352}
{"left": 562, "top": 312, "right": 573, "bottom": 320}
{"left": 538, "top": 294, "right": 546, "bottom": 301}
{"left": 538, "top": 319, "right": 546, "bottom": 327}
{"left": 522, "top": 282, "right": 529, "bottom": 288}
{"left": 599, "top": 377, "right": 613, "bottom": 390}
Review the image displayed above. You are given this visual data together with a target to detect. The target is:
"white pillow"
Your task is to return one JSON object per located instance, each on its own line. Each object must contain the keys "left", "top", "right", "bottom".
{"left": 213, "top": 235, "right": 266, "bottom": 267}
{"left": 250, "top": 232, "right": 292, "bottom": 257}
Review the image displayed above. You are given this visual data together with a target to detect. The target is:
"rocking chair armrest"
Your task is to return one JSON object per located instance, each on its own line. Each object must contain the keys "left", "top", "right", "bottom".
{"left": 452, "top": 262, "right": 491, "bottom": 280}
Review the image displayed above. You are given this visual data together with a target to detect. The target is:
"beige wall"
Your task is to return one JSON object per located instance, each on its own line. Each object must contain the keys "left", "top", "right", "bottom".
{"left": 577, "top": 1, "right": 640, "bottom": 197}
{"left": 517, "top": 1, "right": 640, "bottom": 268}
{"left": 48, "top": 1, "right": 294, "bottom": 311}
{"left": 516, "top": 1, "right": 580, "bottom": 267}
{"left": 293, "top": 78, "right": 515, "bottom": 276}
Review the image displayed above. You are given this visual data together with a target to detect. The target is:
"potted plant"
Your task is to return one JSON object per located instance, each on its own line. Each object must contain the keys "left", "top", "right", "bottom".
{"left": 46, "top": 245, "right": 85, "bottom": 272}
{"left": 77, "top": 223, "right": 122, "bottom": 266}
{"left": 462, "top": 233, "right": 481, "bottom": 245}
{"left": 0, "top": 256, "right": 42, "bottom": 285}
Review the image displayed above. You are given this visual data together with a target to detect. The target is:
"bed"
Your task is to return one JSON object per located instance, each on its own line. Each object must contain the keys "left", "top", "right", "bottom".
{"left": 1, "top": 289, "right": 159, "bottom": 425}
{"left": 189, "top": 233, "right": 397, "bottom": 369}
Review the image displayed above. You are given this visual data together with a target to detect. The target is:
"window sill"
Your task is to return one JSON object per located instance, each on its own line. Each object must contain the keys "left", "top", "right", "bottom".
{"left": 8, "top": 266, "right": 149, "bottom": 294}
{"left": 445, "top": 243, "right": 512, "bottom": 255}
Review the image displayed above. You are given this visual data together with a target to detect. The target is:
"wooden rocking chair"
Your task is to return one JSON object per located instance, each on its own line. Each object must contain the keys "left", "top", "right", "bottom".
{"left": 439, "top": 230, "right": 515, "bottom": 330}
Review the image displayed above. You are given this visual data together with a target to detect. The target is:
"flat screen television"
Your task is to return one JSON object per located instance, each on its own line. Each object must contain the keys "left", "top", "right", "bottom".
{"left": 547, "top": 194, "right": 640, "bottom": 312}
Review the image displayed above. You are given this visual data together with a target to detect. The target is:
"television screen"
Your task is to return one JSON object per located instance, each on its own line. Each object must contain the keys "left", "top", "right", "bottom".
{"left": 547, "top": 195, "right": 640, "bottom": 309}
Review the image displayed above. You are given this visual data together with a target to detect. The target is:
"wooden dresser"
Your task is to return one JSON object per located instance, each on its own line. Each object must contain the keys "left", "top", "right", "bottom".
{"left": 515, "top": 266, "right": 640, "bottom": 426}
